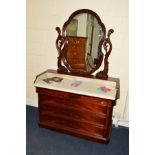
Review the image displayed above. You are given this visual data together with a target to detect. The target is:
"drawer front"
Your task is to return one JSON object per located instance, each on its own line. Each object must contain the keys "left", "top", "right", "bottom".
{"left": 40, "top": 103, "right": 106, "bottom": 126}
{"left": 39, "top": 94, "right": 108, "bottom": 116}
{"left": 67, "top": 37, "right": 86, "bottom": 46}
{"left": 40, "top": 114, "right": 105, "bottom": 136}
{"left": 67, "top": 58, "right": 85, "bottom": 65}
{"left": 67, "top": 50, "right": 85, "bottom": 58}
{"left": 37, "top": 88, "right": 111, "bottom": 107}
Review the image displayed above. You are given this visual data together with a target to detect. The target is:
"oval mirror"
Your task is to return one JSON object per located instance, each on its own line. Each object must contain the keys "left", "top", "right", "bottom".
{"left": 55, "top": 9, "right": 113, "bottom": 78}
{"left": 65, "top": 13, "right": 104, "bottom": 71}
{"left": 62, "top": 9, "right": 106, "bottom": 74}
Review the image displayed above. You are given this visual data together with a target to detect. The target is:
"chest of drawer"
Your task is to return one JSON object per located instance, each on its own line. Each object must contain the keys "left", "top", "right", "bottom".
{"left": 37, "top": 87, "right": 115, "bottom": 143}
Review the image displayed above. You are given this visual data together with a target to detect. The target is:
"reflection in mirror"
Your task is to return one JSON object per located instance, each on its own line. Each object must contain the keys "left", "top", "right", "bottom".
{"left": 66, "top": 13, "right": 104, "bottom": 71}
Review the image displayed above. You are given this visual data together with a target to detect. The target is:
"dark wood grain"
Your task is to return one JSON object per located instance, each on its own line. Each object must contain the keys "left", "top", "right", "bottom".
{"left": 39, "top": 94, "right": 107, "bottom": 126}
{"left": 39, "top": 96, "right": 107, "bottom": 117}
{"left": 37, "top": 86, "right": 115, "bottom": 143}
{"left": 40, "top": 106, "right": 106, "bottom": 127}
{"left": 37, "top": 88, "right": 111, "bottom": 107}
{"left": 39, "top": 114, "right": 105, "bottom": 136}
{"left": 39, "top": 122, "right": 110, "bottom": 143}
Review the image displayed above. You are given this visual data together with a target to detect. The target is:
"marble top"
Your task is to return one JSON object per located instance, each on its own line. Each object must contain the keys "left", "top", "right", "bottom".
{"left": 34, "top": 72, "right": 117, "bottom": 100}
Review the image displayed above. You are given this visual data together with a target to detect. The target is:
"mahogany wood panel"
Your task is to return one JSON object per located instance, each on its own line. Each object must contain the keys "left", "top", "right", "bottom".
{"left": 38, "top": 91, "right": 108, "bottom": 115}
{"left": 37, "top": 88, "right": 112, "bottom": 107}
{"left": 39, "top": 114, "right": 104, "bottom": 136}
{"left": 39, "top": 122, "right": 109, "bottom": 143}
{"left": 36, "top": 87, "right": 115, "bottom": 143}
{"left": 40, "top": 98, "right": 107, "bottom": 126}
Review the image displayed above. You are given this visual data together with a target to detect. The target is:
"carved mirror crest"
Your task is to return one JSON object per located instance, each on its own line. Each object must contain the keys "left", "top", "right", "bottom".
{"left": 55, "top": 9, "right": 114, "bottom": 79}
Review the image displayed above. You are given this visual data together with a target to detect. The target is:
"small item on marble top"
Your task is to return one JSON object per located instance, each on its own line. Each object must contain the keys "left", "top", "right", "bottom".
{"left": 101, "top": 86, "right": 111, "bottom": 92}
{"left": 43, "top": 77, "right": 63, "bottom": 84}
{"left": 71, "top": 81, "right": 82, "bottom": 87}
{"left": 97, "top": 86, "right": 111, "bottom": 93}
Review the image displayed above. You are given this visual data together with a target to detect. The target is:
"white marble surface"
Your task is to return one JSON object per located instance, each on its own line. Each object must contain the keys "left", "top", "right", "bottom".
{"left": 34, "top": 72, "right": 117, "bottom": 100}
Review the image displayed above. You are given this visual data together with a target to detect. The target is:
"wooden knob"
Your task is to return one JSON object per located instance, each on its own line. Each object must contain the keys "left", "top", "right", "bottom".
{"left": 101, "top": 102, "right": 104, "bottom": 105}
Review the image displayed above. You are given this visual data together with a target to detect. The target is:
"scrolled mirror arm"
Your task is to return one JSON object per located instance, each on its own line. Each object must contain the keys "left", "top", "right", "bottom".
{"left": 104, "top": 29, "right": 114, "bottom": 62}
{"left": 107, "top": 29, "right": 114, "bottom": 38}
{"left": 96, "top": 29, "right": 114, "bottom": 79}
{"left": 55, "top": 27, "right": 68, "bottom": 73}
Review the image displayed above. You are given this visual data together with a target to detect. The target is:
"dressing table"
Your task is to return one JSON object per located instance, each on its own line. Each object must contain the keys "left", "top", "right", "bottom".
{"left": 34, "top": 9, "right": 120, "bottom": 143}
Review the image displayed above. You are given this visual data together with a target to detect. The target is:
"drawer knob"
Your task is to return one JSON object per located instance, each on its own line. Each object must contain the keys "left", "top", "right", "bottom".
{"left": 101, "top": 102, "right": 104, "bottom": 104}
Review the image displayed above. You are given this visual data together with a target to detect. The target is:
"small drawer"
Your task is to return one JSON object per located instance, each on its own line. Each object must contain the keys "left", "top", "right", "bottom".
{"left": 69, "top": 39, "right": 84, "bottom": 45}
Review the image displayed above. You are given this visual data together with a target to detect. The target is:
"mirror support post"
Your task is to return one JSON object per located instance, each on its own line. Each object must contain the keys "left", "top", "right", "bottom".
{"left": 96, "top": 29, "right": 114, "bottom": 80}
{"left": 55, "top": 27, "right": 68, "bottom": 73}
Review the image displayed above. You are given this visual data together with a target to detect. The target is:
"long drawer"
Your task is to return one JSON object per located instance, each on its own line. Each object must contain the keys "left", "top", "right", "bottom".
{"left": 37, "top": 88, "right": 112, "bottom": 107}
{"left": 40, "top": 102, "right": 106, "bottom": 127}
{"left": 39, "top": 114, "right": 105, "bottom": 137}
{"left": 38, "top": 90, "right": 109, "bottom": 116}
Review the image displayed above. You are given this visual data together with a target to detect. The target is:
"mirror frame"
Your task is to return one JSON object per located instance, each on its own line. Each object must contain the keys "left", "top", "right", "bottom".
{"left": 55, "top": 9, "right": 114, "bottom": 79}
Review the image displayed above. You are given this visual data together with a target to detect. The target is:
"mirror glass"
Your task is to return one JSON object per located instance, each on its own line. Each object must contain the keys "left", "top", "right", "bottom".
{"left": 65, "top": 13, "right": 104, "bottom": 71}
